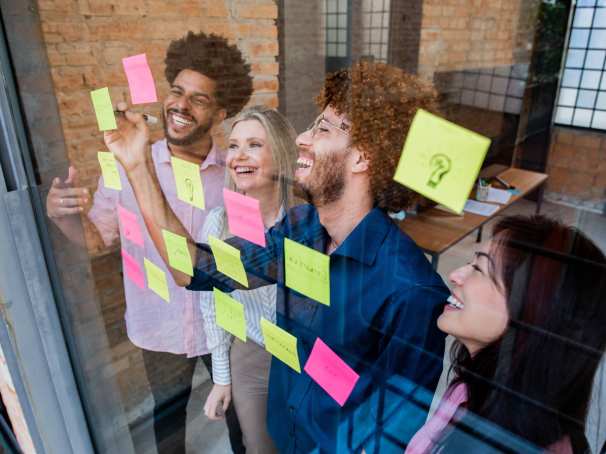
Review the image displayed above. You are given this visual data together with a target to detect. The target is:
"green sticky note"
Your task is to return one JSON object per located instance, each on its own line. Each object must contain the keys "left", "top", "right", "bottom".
{"left": 143, "top": 258, "right": 170, "bottom": 302}
{"left": 260, "top": 318, "right": 301, "bottom": 373}
{"left": 213, "top": 288, "right": 247, "bottom": 342}
{"left": 97, "top": 151, "right": 122, "bottom": 190}
{"left": 393, "top": 109, "right": 491, "bottom": 214}
{"left": 90, "top": 87, "right": 117, "bottom": 131}
{"left": 208, "top": 235, "right": 249, "bottom": 288}
{"left": 162, "top": 229, "right": 193, "bottom": 276}
{"left": 284, "top": 238, "right": 330, "bottom": 306}
{"left": 171, "top": 156, "right": 205, "bottom": 209}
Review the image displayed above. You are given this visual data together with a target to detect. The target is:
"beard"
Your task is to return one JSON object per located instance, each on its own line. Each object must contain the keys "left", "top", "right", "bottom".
{"left": 163, "top": 109, "right": 212, "bottom": 147}
{"left": 296, "top": 149, "right": 347, "bottom": 206}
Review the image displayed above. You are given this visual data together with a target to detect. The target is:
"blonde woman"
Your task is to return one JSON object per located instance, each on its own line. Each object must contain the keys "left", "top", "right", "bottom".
{"left": 198, "top": 106, "right": 297, "bottom": 454}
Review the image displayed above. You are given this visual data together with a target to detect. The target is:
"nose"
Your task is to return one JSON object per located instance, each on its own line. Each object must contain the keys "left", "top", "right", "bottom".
{"left": 296, "top": 128, "right": 312, "bottom": 148}
{"left": 173, "top": 94, "right": 191, "bottom": 111}
{"left": 448, "top": 264, "right": 470, "bottom": 287}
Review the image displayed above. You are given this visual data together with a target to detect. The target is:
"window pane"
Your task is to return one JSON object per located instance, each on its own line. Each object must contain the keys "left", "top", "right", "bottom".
{"left": 581, "top": 70, "right": 601, "bottom": 89}
{"left": 558, "top": 88, "right": 578, "bottom": 106}
{"left": 594, "top": 7, "right": 606, "bottom": 26}
{"left": 562, "top": 69, "right": 582, "bottom": 87}
{"left": 574, "top": 8, "right": 595, "bottom": 27}
{"left": 573, "top": 108, "right": 593, "bottom": 126}
{"left": 327, "top": 0, "right": 337, "bottom": 13}
{"left": 596, "top": 91, "right": 606, "bottom": 109}
{"left": 327, "top": 14, "right": 337, "bottom": 27}
{"left": 585, "top": 50, "right": 606, "bottom": 69}
{"left": 589, "top": 29, "right": 606, "bottom": 49}
{"left": 592, "top": 110, "right": 606, "bottom": 128}
{"left": 337, "top": 43, "right": 347, "bottom": 57}
{"left": 577, "top": 89, "right": 597, "bottom": 108}
{"left": 565, "top": 49, "right": 586, "bottom": 67}
{"left": 327, "top": 29, "right": 337, "bottom": 42}
{"left": 555, "top": 106, "right": 574, "bottom": 124}
{"left": 327, "top": 43, "right": 337, "bottom": 55}
{"left": 338, "top": 13, "right": 347, "bottom": 27}
{"left": 577, "top": 0, "right": 596, "bottom": 6}
{"left": 570, "top": 28, "right": 590, "bottom": 48}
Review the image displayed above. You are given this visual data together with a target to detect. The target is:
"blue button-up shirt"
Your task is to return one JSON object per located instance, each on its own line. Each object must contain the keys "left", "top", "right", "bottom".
{"left": 188, "top": 205, "right": 448, "bottom": 453}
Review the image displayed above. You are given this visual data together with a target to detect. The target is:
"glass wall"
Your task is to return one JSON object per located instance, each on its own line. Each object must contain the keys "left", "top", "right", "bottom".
{"left": 0, "top": 0, "right": 604, "bottom": 453}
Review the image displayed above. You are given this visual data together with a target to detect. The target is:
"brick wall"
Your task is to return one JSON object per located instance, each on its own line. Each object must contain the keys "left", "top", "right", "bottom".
{"left": 546, "top": 127, "right": 606, "bottom": 213}
{"left": 417, "top": 0, "right": 538, "bottom": 80}
{"left": 37, "top": 0, "right": 280, "bottom": 255}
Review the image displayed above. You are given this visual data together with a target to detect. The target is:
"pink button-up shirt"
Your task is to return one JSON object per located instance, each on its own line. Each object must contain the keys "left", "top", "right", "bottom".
{"left": 88, "top": 139, "right": 225, "bottom": 357}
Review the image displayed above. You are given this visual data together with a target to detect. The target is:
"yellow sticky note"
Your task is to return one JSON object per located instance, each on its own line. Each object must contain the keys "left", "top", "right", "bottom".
{"left": 284, "top": 238, "right": 330, "bottom": 306}
{"left": 97, "top": 152, "right": 122, "bottom": 190}
{"left": 143, "top": 258, "right": 170, "bottom": 302}
{"left": 208, "top": 235, "right": 248, "bottom": 288}
{"left": 260, "top": 318, "right": 301, "bottom": 373}
{"left": 213, "top": 288, "right": 247, "bottom": 342}
{"left": 171, "top": 156, "right": 205, "bottom": 209}
{"left": 90, "top": 87, "right": 117, "bottom": 131}
{"left": 162, "top": 229, "right": 193, "bottom": 276}
{"left": 393, "top": 109, "right": 491, "bottom": 214}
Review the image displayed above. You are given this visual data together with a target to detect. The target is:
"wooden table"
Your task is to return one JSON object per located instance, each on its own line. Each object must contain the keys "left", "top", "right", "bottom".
{"left": 399, "top": 167, "right": 548, "bottom": 270}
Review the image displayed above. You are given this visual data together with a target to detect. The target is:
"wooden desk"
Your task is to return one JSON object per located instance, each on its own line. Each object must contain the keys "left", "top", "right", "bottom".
{"left": 399, "top": 167, "right": 548, "bottom": 269}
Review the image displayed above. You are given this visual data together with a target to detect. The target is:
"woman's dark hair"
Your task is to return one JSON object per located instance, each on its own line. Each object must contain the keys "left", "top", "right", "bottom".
{"left": 448, "top": 214, "right": 606, "bottom": 450}
{"left": 164, "top": 31, "right": 253, "bottom": 118}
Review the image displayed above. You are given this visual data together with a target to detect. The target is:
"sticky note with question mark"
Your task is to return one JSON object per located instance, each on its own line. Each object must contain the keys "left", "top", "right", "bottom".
{"left": 171, "top": 156, "right": 205, "bottom": 209}
{"left": 393, "top": 109, "right": 491, "bottom": 214}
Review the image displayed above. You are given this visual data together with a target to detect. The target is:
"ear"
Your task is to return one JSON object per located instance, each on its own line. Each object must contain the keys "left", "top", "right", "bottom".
{"left": 214, "top": 108, "right": 227, "bottom": 124}
{"left": 350, "top": 146, "right": 369, "bottom": 174}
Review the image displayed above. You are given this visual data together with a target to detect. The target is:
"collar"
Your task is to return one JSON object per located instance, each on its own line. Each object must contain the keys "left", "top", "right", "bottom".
{"left": 330, "top": 207, "right": 391, "bottom": 266}
{"left": 157, "top": 138, "right": 225, "bottom": 170}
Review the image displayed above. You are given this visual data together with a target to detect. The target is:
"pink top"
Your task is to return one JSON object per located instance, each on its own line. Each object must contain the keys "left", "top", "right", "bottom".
{"left": 406, "top": 383, "right": 573, "bottom": 454}
{"left": 88, "top": 139, "right": 225, "bottom": 357}
{"left": 406, "top": 383, "right": 467, "bottom": 454}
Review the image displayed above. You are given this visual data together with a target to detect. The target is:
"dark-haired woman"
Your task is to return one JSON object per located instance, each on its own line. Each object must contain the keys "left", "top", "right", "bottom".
{"left": 406, "top": 215, "right": 606, "bottom": 453}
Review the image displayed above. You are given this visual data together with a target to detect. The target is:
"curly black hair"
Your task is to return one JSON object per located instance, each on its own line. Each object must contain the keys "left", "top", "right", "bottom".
{"left": 164, "top": 31, "right": 253, "bottom": 118}
{"left": 316, "top": 61, "right": 441, "bottom": 212}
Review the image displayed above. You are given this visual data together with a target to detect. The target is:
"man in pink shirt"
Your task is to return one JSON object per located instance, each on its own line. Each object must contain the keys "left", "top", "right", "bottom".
{"left": 45, "top": 32, "right": 252, "bottom": 454}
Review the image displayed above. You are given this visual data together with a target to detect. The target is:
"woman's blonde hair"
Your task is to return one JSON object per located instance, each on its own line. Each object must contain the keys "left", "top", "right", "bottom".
{"left": 225, "top": 105, "right": 298, "bottom": 210}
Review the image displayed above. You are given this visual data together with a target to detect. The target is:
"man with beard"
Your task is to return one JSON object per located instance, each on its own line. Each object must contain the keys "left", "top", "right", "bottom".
{"left": 45, "top": 31, "right": 250, "bottom": 454}
{"left": 106, "top": 61, "right": 449, "bottom": 453}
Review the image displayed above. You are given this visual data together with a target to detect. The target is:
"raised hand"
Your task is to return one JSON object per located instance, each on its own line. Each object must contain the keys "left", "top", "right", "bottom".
{"left": 103, "top": 101, "right": 150, "bottom": 174}
{"left": 46, "top": 166, "right": 89, "bottom": 219}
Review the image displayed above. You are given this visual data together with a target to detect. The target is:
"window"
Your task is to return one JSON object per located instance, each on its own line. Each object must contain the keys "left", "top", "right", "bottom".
{"left": 554, "top": 1, "right": 606, "bottom": 130}
{"left": 361, "top": 0, "right": 391, "bottom": 62}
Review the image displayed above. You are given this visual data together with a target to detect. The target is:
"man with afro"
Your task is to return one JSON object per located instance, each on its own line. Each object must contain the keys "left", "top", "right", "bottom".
{"left": 46, "top": 31, "right": 251, "bottom": 453}
{"left": 107, "top": 60, "right": 449, "bottom": 453}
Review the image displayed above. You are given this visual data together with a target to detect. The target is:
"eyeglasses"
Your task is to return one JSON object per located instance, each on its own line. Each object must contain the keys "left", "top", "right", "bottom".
{"left": 305, "top": 115, "right": 351, "bottom": 138}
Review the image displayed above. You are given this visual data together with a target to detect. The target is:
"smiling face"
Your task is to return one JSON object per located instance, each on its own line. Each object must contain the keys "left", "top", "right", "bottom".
{"left": 438, "top": 241, "right": 509, "bottom": 355}
{"left": 162, "top": 69, "right": 224, "bottom": 148}
{"left": 294, "top": 105, "right": 352, "bottom": 206}
{"left": 226, "top": 119, "right": 276, "bottom": 195}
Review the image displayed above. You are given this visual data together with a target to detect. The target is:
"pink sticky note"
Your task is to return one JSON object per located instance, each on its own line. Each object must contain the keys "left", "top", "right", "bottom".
{"left": 121, "top": 249, "right": 145, "bottom": 289}
{"left": 122, "top": 53, "right": 158, "bottom": 104}
{"left": 223, "top": 188, "right": 266, "bottom": 247}
{"left": 118, "top": 204, "right": 144, "bottom": 247}
{"left": 304, "top": 338, "right": 360, "bottom": 407}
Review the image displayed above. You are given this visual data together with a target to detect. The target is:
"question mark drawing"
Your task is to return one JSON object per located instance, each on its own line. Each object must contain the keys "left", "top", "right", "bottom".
{"left": 427, "top": 153, "right": 452, "bottom": 188}
{"left": 184, "top": 178, "right": 194, "bottom": 202}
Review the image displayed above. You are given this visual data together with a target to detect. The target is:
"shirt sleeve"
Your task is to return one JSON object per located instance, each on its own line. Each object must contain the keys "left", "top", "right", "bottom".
{"left": 87, "top": 175, "right": 119, "bottom": 247}
{"left": 354, "top": 284, "right": 449, "bottom": 453}
{"left": 199, "top": 291, "right": 233, "bottom": 385}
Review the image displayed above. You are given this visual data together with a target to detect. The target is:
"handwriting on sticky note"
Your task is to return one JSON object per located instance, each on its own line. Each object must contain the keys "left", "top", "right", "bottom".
{"left": 223, "top": 188, "right": 266, "bottom": 247}
{"left": 171, "top": 157, "right": 205, "bottom": 209}
{"left": 97, "top": 152, "right": 122, "bottom": 190}
{"left": 122, "top": 53, "right": 158, "bottom": 104}
{"left": 393, "top": 109, "right": 490, "bottom": 214}
{"left": 162, "top": 229, "right": 193, "bottom": 276}
{"left": 213, "top": 288, "right": 247, "bottom": 342}
{"left": 90, "top": 87, "right": 117, "bottom": 131}
{"left": 261, "top": 318, "right": 301, "bottom": 372}
{"left": 144, "top": 258, "right": 170, "bottom": 302}
{"left": 208, "top": 235, "right": 249, "bottom": 287}
{"left": 284, "top": 238, "right": 330, "bottom": 306}
{"left": 118, "top": 204, "right": 144, "bottom": 247}
{"left": 121, "top": 249, "right": 145, "bottom": 289}
{"left": 304, "top": 338, "right": 360, "bottom": 406}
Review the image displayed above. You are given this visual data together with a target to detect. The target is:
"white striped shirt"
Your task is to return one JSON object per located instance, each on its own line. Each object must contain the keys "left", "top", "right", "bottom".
{"left": 197, "top": 206, "right": 279, "bottom": 385}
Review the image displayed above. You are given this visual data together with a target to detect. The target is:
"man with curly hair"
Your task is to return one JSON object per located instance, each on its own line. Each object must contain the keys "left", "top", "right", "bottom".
{"left": 46, "top": 31, "right": 251, "bottom": 453}
{"left": 108, "top": 60, "right": 449, "bottom": 453}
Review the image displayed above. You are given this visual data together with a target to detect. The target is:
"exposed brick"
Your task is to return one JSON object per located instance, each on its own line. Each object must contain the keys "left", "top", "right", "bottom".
{"left": 575, "top": 133, "right": 602, "bottom": 149}
{"left": 238, "top": 4, "right": 278, "bottom": 19}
